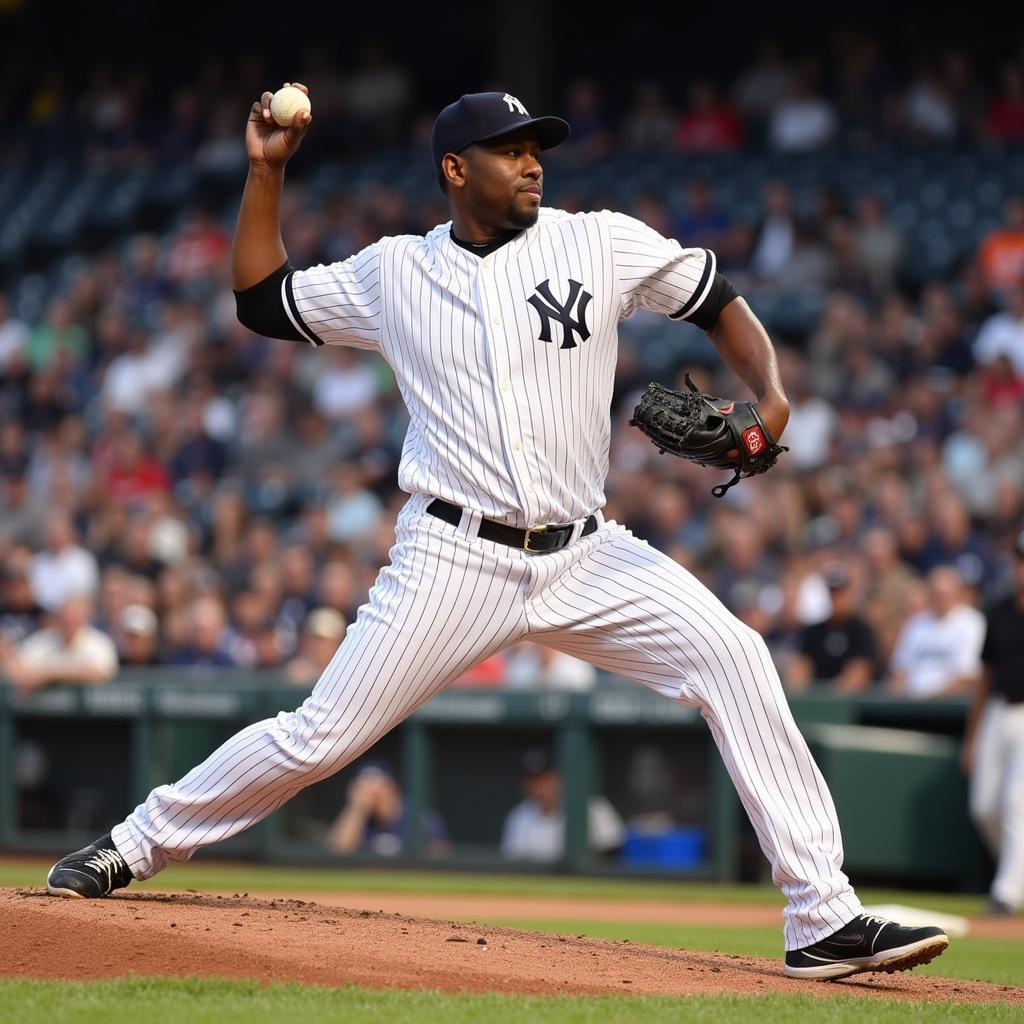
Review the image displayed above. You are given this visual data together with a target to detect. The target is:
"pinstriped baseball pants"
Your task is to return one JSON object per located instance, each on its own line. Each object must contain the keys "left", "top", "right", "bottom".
{"left": 113, "top": 491, "right": 863, "bottom": 950}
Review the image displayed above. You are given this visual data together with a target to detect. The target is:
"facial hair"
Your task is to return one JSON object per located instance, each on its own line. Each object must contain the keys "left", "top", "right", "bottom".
{"left": 506, "top": 200, "right": 540, "bottom": 229}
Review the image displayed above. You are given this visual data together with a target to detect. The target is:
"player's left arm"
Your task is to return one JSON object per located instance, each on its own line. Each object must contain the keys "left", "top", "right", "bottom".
{"left": 706, "top": 297, "right": 790, "bottom": 442}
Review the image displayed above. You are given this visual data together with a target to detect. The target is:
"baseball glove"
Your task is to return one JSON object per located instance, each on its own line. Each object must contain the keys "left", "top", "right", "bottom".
{"left": 629, "top": 373, "right": 788, "bottom": 497}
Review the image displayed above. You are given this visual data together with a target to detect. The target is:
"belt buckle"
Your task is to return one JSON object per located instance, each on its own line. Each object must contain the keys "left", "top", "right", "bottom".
{"left": 524, "top": 523, "right": 570, "bottom": 552}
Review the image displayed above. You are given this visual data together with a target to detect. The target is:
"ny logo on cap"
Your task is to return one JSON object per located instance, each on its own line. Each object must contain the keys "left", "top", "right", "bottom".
{"left": 503, "top": 93, "right": 529, "bottom": 116}
{"left": 527, "top": 279, "right": 593, "bottom": 349}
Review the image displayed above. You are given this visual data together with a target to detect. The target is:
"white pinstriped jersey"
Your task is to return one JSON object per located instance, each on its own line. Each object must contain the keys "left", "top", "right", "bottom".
{"left": 283, "top": 207, "right": 716, "bottom": 527}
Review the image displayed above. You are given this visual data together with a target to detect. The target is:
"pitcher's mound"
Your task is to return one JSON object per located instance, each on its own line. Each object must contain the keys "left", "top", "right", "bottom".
{"left": 1, "top": 888, "right": 1020, "bottom": 1004}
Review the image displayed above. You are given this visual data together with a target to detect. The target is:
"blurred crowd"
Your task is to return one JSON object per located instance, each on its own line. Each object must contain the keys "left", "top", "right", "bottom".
{"left": 3, "top": 33, "right": 1024, "bottom": 168}
{"left": 2, "top": 32, "right": 1024, "bottom": 701}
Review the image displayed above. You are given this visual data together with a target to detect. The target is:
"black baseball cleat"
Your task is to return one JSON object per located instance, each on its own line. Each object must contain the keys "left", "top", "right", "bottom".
{"left": 783, "top": 913, "right": 949, "bottom": 980}
{"left": 46, "top": 833, "right": 134, "bottom": 898}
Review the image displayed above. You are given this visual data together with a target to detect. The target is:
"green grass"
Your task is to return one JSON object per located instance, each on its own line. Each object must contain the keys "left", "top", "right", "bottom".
{"left": 483, "top": 919, "right": 1024, "bottom": 987}
{"left": 0, "top": 978, "right": 1020, "bottom": 1024}
{"left": 0, "top": 858, "right": 993, "bottom": 918}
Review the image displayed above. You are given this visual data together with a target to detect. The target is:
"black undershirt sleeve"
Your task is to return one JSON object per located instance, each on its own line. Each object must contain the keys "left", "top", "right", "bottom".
{"left": 674, "top": 272, "right": 741, "bottom": 331}
{"left": 233, "top": 261, "right": 306, "bottom": 342}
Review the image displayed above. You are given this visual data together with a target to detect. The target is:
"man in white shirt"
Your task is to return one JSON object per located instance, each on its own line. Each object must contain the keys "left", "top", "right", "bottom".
{"left": 973, "top": 285, "right": 1024, "bottom": 378}
{"left": 1, "top": 595, "right": 118, "bottom": 694}
{"left": 29, "top": 512, "right": 99, "bottom": 613}
{"left": 888, "top": 567, "right": 985, "bottom": 699}
{"left": 501, "top": 749, "right": 624, "bottom": 862}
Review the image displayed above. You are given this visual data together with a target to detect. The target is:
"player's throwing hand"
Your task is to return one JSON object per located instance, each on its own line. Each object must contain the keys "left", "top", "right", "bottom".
{"left": 246, "top": 82, "right": 312, "bottom": 167}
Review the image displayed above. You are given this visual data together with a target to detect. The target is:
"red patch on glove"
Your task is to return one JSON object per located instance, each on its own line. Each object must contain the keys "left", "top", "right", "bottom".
{"left": 743, "top": 426, "right": 766, "bottom": 455}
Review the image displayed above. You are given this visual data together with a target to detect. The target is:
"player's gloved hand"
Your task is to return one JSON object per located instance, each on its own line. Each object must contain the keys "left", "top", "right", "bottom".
{"left": 246, "top": 82, "right": 312, "bottom": 168}
{"left": 629, "top": 373, "right": 788, "bottom": 497}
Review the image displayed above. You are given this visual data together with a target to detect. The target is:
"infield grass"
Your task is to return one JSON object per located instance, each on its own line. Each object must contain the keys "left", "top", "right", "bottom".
{"left": 1, "top": 978, "right": 1021, "bottom": 1024}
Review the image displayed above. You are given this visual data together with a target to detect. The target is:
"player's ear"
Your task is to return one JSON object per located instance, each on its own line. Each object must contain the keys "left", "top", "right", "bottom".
{"left": 442, "top": 153, "right": 467, "bottom": 191}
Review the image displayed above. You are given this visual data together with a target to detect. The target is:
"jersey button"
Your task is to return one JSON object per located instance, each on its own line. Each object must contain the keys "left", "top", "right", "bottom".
{"left": 512, "top": 440, "right": 522, "bottom": 451}
{"left": 482, "top": 257, "right": 493, "bottom": 270}
{"left": 500, "top": 379, "right": 511, "bottom": 392}
{"left": 492, "top": 315, "right": 502, "bottom": 326}
{"left": 525, "top": 482, "right": 534, "bottom": 494}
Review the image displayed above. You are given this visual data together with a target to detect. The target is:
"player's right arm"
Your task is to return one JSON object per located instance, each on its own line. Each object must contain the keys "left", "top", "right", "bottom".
{"left": 233, "top": 84, "right": 384, "bottom": 351}
{"left": 232, "top": 83, "right": 311, "bottom": 290}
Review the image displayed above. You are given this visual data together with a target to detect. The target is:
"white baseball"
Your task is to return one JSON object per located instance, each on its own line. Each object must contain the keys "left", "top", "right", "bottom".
{"left": 270, "top": 86, "right": 311, "bottom": 127}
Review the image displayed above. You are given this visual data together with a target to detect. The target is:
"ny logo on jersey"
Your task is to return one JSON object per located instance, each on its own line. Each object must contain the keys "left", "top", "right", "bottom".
{"left": 527, "top": 279, "right": 593, "bottom": 349}
{"left": 503, "top": 93, "right": 529, "bottom": 116}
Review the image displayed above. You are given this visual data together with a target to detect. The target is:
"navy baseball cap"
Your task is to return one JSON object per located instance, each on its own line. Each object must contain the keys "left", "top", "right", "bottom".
{"left": 431, "top": 92, "right": 570, "bottom": 170}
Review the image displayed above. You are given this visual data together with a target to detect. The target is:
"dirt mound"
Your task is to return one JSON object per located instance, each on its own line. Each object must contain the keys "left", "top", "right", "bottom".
{"left": 2, "top": 888, "right": 1020, "bottom": 1004}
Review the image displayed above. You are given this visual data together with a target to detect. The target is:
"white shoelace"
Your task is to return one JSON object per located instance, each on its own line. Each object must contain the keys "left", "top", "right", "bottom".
{"left": 860, "top": 914, "right": 892, "bottom": 929}
{"left": 83, "top": 847, "right": 126, "bottom": 886}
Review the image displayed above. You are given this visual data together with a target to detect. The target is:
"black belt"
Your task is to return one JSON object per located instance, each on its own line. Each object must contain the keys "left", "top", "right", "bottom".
{"left": 426, "top": 498, "right": 597, "bottom": 553}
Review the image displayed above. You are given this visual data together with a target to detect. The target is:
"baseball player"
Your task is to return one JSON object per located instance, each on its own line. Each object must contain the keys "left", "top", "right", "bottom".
{"left": 47, "top": 87, "right": 948, "bottom": 980}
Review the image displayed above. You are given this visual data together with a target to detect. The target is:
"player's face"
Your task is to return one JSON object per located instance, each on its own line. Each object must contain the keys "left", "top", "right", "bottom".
{"left": 461, "top": 130, "right": 544, "bottom": 229}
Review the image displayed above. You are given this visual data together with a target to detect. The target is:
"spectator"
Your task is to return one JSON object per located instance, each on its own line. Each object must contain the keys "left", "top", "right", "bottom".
{"left": 888, "top": 567, "right": 985, "bottom": 699}
{"left": 344, "top": 43, "right": 413, "bottom": 146}
{"left": 122, "top": 234, "right": 174, "bottom": 315}
{"left": 558, "top": 78, "right": 612, "bottom": 161}
{"left": 977, "top": 197, "right": 1024, "bottom": 298}
{"left": 673, "top": 180, "right": 734, "bottom": 255}
{"left": 621, "top": 81, "right": 675, "bottom": 152}
{"left": 30, "top": 512, "right": 99, "bottom": 612}
{"left": 165, "top": 209, "right": 230, "bottom": 287}
{"left": 973, "top": 284, "right": 1024, "bottom": 379}
{"left": 25, "top": 297, "right": 88, "bottom": 371}
{"left": 674, "top": 81, "right": 742, "bottom": 153}
{"left": 102, "top": 430, "right": 170, "bottom": 508}
{"left": 787, "top": 564, "right": 880, "bottom": 693}
{"left": 500, "top": 749, "right": 625, "bottom": 862}
{"left": 732, "top": 39, "right": 793, "bottom": 134}
{"left": 326, "top": 761, "right": 448, "bottom": 857}
{"left": 312, "top": 347, "right": 379, "bottom": 422}
{"left": 169, "top": 400, "right": 228, "bottom": 489}
{"left": 902, "top": 65, "right": 957, "bottom": 143}
{"left": 778, "top": 352, "right": 836, "bottom": 471}
{"left": 861, "top": 527, "right": 923, "bottom": 663}
{"left": 276, "top": 544, "right": 318, "bottom": 641}
{"left": 749, "top": 182, "right": 798, "bottom": 280}
{"left": 101, "top": 327, "right": 169, "bottom": 416}
{"left": 917, "top": 492, "right": 994, "bottom": 591}
{"left": 107, "top": 518, "right": 166, "bottom": 581}
{"left": 325, "top": 464, "right": 384, "bottom": 544}
{"left": 986, "top": 63, "right": 1024, "bottom": 144}
{"left": 963, "top": 530, "right": 1024, "bottom": 915}
{"left": 769, "top": 60, "right": 836, "bottom": 151}
{"left": 228, "top": 589, "right": 285, "bottom": 668}
{"left": 854, "top": 195, "right": 905, "bottom": 295}
{"left": 285, "top": 606, "right": 347, "bottom": 686}
{"left": 115, "top": 603, "right": 161, "bottom": 666}
{"left": 0, "top": 292, "right": 28, "bottom": 372}
{"left": 1, "top": 595, "right": 117, "bottom": 694}
{"left": 166, "top": 596, "right": 237, "bottom": 667}
{"left": 0, "top": 552, "right": 45, "bottom": 647}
